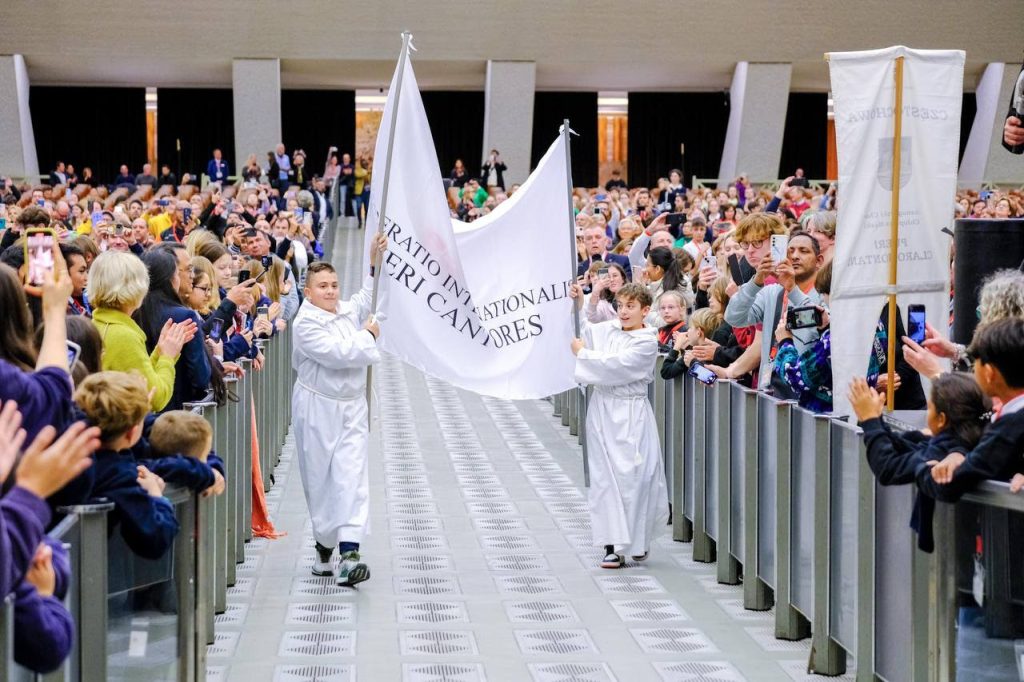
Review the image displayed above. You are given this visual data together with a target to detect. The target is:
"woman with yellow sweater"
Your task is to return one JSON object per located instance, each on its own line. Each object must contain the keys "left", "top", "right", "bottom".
{"left": 88, "top": 251, "right": 196, "bottom": 411}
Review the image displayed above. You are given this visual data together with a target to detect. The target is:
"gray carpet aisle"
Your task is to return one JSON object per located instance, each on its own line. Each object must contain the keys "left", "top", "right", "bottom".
{"left": 206, "top": 228, "right": 854, "bottom": 681}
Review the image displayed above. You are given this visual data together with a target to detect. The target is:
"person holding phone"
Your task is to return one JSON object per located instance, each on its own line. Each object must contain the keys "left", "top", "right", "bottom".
{"left": 291, "top": 233, "right": 387, "bottom": 587}
{"left": 480, "top": 149, "right": 507, "bottom": 191}
{"left": 718, "top": 217, "right": 823, "bottom": 392}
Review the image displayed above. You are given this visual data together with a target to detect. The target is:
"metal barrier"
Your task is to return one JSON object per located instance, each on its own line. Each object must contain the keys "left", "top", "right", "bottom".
{"left": 556, "top": 370, "right": 1024, "bottom": 681}
{"left": 0, "top": 329, "right": 293, "bottom": 680}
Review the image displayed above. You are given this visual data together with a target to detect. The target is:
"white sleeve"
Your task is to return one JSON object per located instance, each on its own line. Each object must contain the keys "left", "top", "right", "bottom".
{"left": 574, "top": 333, "right": 657, "bottom": 387}
{"left": 295, "top": 316, "right": 380, "bottom": 370}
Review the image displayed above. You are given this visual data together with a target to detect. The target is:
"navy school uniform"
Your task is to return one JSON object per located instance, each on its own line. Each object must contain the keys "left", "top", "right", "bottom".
{"left": 90, "top": 447, "right": 179, "bottom": 560}
{"left": 915, "top": 409, "right": 1024, "bottom": 503}
{"left": 860, "top": 418, "right": 972, "bottom": 552}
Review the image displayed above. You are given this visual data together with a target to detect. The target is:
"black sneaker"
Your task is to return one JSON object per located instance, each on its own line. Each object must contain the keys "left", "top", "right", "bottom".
{"left": 312, "top": 542, "right": 334, "bottom": 576}
{"left": 600, "top": 552, "right": 624, "bottom": 569}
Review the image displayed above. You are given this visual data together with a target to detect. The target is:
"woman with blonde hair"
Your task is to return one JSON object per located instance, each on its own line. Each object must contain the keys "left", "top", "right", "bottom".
{"left": 185, "top": 228, "right": 220, "bottom": 259}
{"left": 89, "top": 251, "right": 195, "bottom": 411}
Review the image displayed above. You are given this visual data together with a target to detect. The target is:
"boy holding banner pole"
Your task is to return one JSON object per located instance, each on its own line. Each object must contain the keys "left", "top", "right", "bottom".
{"left": 569, "top": 282, "right": 669, "bottom": 569}
{"left": 291, "top": 233, "right": 388, "bottom": 587}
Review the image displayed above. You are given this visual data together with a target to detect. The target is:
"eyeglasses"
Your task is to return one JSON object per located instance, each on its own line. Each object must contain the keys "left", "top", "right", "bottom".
{"left": 739, "top": 239, "right": 766, "bottom": 250}
{"left": 192, "top": 284, "right": 211, "bottom": 295}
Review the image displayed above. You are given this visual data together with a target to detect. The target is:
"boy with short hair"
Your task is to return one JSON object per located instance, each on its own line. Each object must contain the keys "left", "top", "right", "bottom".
{"left": 570, "top": 282, "right": 669, "bottom": 569}
{"left": 142, "top": 410, "right": 226, "bottom": 497}
{"left": 74, "top": 372, "right": 179, "bottom": 559}
{"left": 917, "top": 317, "right": 1024, "bottom": 500}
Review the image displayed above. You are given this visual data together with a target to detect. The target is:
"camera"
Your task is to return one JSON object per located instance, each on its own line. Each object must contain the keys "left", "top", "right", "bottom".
{"left": 261, "top": 255, "right": 273, "bottom": 269}
{"left": 786, "top": 305, "right": 822, "bottom": 330}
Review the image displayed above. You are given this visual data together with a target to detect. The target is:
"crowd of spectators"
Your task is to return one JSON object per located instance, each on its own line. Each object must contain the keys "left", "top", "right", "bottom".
{"left": 1, "top": 141, "right": 1022, "bottom": 665}
{"left": 562, "top": 165, "right": 1024, "bottom": 561}
{"left": 0, "top": 142, "right": 326, "bottom": 673}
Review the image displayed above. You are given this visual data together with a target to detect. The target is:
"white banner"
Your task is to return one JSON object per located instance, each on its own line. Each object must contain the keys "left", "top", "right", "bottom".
{"left": 362, "top": 52, "right": 577, "bottom": 399}
{"left": 827, "top": 46, "right": 963, "bottom": 416}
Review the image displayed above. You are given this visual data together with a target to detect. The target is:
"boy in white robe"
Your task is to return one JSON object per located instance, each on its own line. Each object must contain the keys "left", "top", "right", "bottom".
{"left": 570, "top": 282, "right": 669, "bottom": 568}
{"left": 291, "top": 233, "right": 386, "bottom": 586}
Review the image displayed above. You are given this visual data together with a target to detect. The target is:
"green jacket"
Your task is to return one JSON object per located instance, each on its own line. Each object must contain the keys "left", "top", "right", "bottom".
{"left": 92, "top": 307, "right": 178, "bottom": 411}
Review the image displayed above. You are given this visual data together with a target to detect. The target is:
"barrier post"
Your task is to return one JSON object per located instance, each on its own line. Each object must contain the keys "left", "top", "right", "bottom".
{"left": 568, "top": 386, "right": 579, "bottom": 437}
{"left": 715, "top": 381, "right": 739, "bottom": 584}
{"left": 62, "top": 502, "right": 115, "bottom": 681}
{"left": 561, "top": 390, "right": 571, "bottom": 427}
{"left": 669, "top": 377, "right": 691, "bottom": 542}
{"left": 773, "top": 400, "right": 810, "bottom": 641}
{"left": 552, "top": 391, "right": 564, "bottom": 418}
{"left": 0, "top": 594, "right": 13, "bottom": 681}
{"left": 219, "top": 377, "right": 239, "bottom": 589}
{"left": 810, "top": 414, "right": 846, "bottom": 675}
{"left": 183, "top": 398, "right": 219, "bottom": 644}
{"left": 740, "top": 385, "right": 772, "bottom": 610}
{"left": 167, "top": 489, "right": 197, "bottom": 682}
{"left": 238, "top": 358, "right": 254, "bottom": 542}
{"left": 691, "top": 383, "right": 715, "bottom": 563}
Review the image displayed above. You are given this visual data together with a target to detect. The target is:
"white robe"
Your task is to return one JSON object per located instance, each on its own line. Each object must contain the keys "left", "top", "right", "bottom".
{"left": 291, "top": 277, "right": 380, "bottom": 547}
{"left": 574, "top": 319, "right": 669, "bottom": 555}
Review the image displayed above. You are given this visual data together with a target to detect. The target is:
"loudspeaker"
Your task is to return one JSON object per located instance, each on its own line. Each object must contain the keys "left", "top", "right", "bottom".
{"left": 952, "top": 218, "right": 1024, "bottom": 344}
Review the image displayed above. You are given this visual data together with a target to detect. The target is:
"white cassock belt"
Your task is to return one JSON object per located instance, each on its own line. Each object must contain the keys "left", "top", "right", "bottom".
{"left": 296, "top": 380, "right": 363, "bottom": 403}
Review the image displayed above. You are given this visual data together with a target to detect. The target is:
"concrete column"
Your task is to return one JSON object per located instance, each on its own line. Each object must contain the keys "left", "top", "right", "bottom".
{"left": 717, "top": 62, "right": 793, "bottom": 187}
{"left": 959, "top": 62, "right": 1024, "bottom": 188}
{"left": 0, "top": 55, "right": 39, "bottom": 180}
{"left": 483, "top": 61, "right": 535, "bottom": 187}
{"left": 232, "top": 59, "right": 281, "bottom": 178}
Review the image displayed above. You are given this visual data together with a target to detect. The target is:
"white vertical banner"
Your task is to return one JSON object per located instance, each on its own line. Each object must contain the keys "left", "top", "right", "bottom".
{"left": 827, "top": 46, "right": 964, "bottom": 416}
{"left": 363, "top": 50, "right": 577, "bottom": 399}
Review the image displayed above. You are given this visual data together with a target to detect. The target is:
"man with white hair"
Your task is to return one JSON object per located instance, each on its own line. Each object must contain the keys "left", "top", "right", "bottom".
{"left": 135, "top": 163, "right": 157, "bottom": 187}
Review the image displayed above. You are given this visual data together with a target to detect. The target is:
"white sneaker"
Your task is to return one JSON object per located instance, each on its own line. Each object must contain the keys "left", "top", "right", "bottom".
{"left": 337, "top": 550, "right": 370, "bottom": 587}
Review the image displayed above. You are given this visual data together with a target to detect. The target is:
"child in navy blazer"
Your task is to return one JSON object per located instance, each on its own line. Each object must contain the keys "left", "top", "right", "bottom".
{"left": 848, "top": 372, "right": 991, "bottom": 552}
{"left": 915, "top": 318, "right": 1024, "bottom": 501}
{"left": 139, "top": 410, "right": 226, "bottom": 497}
{"left": 74, "top": 373, "right": 179, "bottom": 560}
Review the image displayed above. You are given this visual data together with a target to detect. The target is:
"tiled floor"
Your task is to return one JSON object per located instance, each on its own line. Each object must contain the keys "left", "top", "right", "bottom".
{"left": 209, "top": 229, "right": 854, "bottom": 681}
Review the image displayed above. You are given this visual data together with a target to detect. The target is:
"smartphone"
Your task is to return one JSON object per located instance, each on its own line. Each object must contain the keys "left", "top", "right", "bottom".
{"left": 66, "top": 340, "right": 81, "bottom": 368}
{"left": 24, "top": 228, "right": 55, "bottom": 286}
{"left": 727, "top": 254, "right": 744, "bottom": 285}
{"left": 907, "top": 304, "right": 926, "bottom": 344}
{"left": 91, "top": 210, "right": 102, "bottom": 226}
{"left": 158, "top": 198, "right": 169, "bottom": 207}
{"left": 256, "top": 305, "right": 270, "bottom": 322}
{"left": 688, "top": 361, "right": 718, "bottom": 385}
{"left": 770, "top": 234, "right": 788, "bottom": 263}
{"left": 209, "top": 317, "right": 225, "bottom": 342}
{"left": 183, "top": 207, "right": 193, "bottom": 222}
{"left": 260, "top": 255, "right": 273, "bottom": 269}
{"left": 701, "top": 253, "right": 717, "bottom": 271}
{"left": 0, "top": 218, "right": 6, "bottom": 231}
{"left": 786, "top": 305, "right": 822, "bottom": 330}
{"left": 295, "top": 207, "right": 304, "bottom": 221}
{"left": 238, "top": 269, "right": 251, "bottom": 284}
{"left": 597, "top": 267, "right": 609, "bottom": 281}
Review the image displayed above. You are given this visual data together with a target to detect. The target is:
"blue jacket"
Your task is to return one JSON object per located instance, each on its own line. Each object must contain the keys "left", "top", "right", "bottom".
{"left": 861, "top": 418, "right": 969, "bottom": 552}
{"left": 90, "top": 447, "right": 179, "bottom": 560}
{"left": 206, "top": 159, "right": 229, "bottom": 183}
{"left": 154, "top": 305, "right": 212, "bottom": 412}
{"left": 915, "top": 408, "right": 1024, "bottom": 503}
{"left": 134, "top": 414, "right": 224, "bottom": 492}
